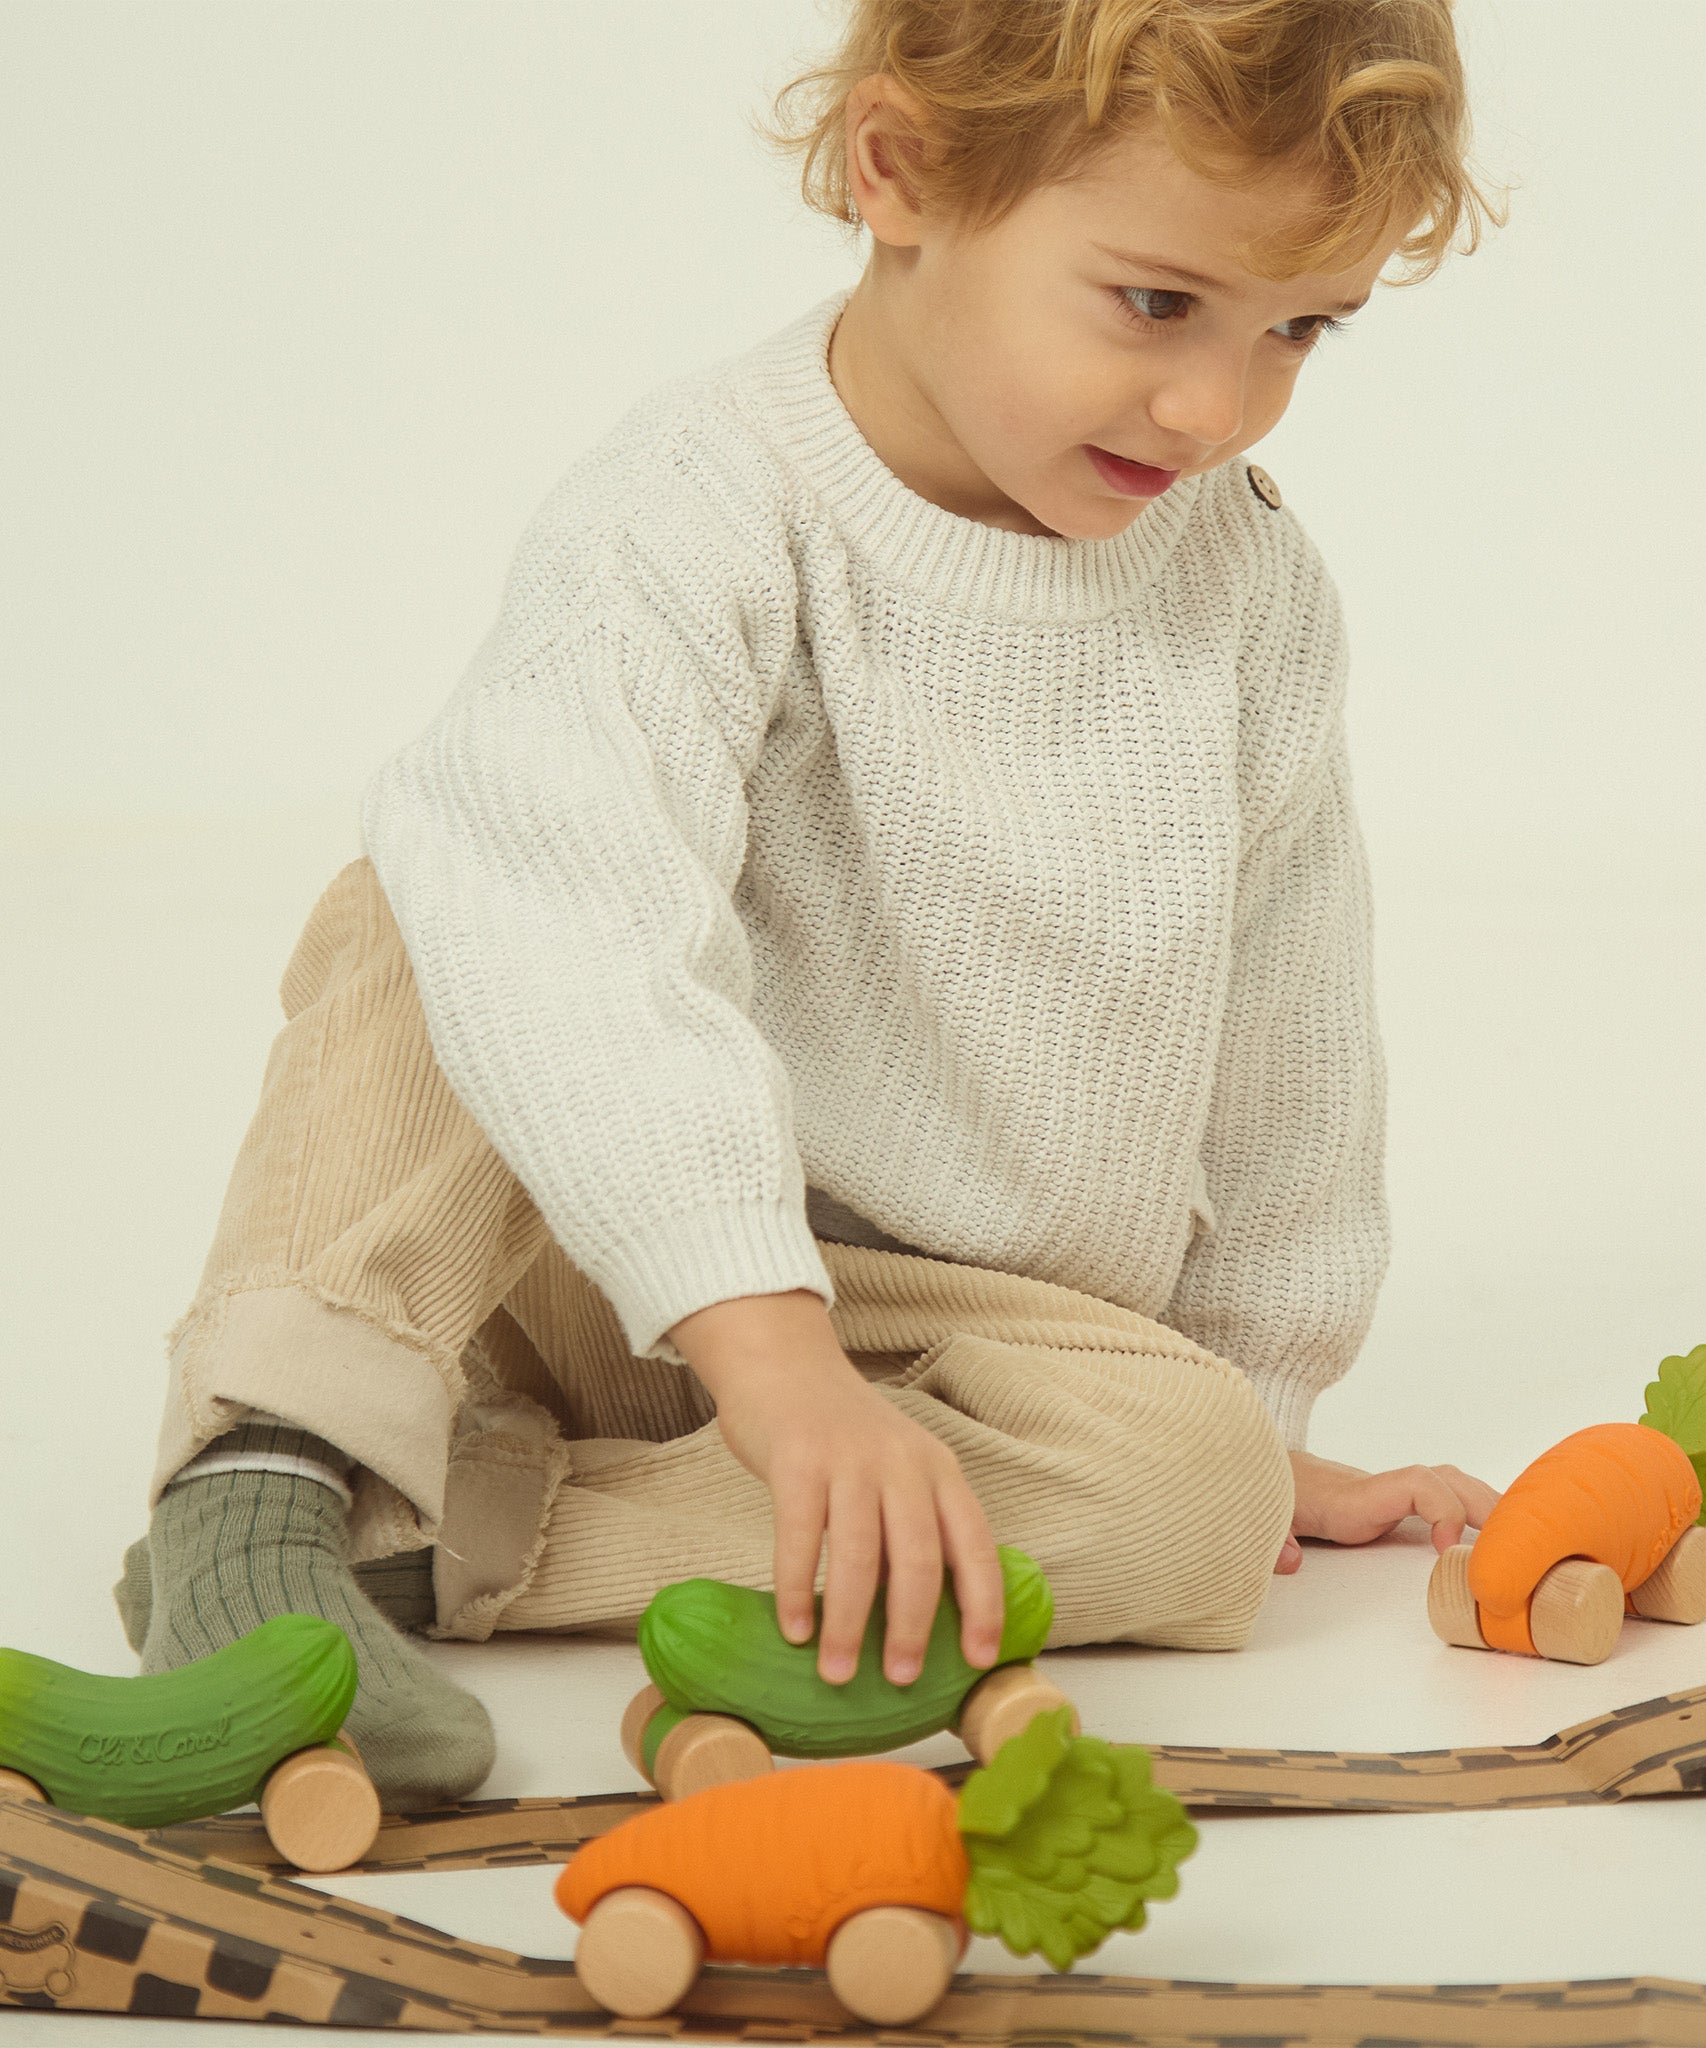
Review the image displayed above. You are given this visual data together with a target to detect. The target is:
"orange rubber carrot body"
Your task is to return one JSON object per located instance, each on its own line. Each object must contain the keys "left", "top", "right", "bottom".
{"left": 556, "top": 1760, "right": 967, "bottom": 1966}
{"left": 1468, "top": 1422, "right": 1702, "bottom": 1654}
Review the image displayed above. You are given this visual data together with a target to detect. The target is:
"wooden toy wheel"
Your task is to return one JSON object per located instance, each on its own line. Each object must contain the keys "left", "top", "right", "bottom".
{"left": 0, "top": 1768, "right": 45, "bottom": 1803}
{"left": 1426, "top": 1544, "right": 1489, "bottom": 1649}
{"left": 955, "top": 1662, "right": 1079, "bottom": 1763}
{"left": 574, "top": 1885, "right": 705, "bottom": 2018}
{"left": 1629, "top": 1525, "right": 1706, "bottom": 1624}
{"left": 620, "top": 1683, "right": 668, "bottom": 1782}
{"left": 1529, "top": 1558, "right": 1624, "bottom": 1665}
{"left": 825, "top": 1905, "right": 963, "bottom": 2025}
{"left": 652, "top": 1712, "right": 773, "bottom": 1802}
{"left": 261, "top": 1738, "right": 382, "bottom": 1873}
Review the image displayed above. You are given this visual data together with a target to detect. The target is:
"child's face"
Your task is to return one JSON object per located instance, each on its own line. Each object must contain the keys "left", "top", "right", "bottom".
{"left": 860, "top": 116, "right": 1410, "bottom": 538}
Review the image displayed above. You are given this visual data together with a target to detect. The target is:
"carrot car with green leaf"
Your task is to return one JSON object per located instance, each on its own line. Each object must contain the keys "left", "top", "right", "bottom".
{"left": 1429, "top": 1344, "right": 1706, "bottom": 1664}
{"left": 562, "top": 1704, "right": 1197, "bottom": 2027}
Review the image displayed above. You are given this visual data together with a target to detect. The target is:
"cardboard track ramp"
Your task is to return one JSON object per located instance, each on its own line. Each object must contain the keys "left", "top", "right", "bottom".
{"left": 154, "top": 1681, "right": 1706, "bottom": 1877}
{"left": 5, "top": 1793, "right": 1706, "bottom": 2042}
{"left": 9, "top": 1683, "right": 1706, "bottom": 2039}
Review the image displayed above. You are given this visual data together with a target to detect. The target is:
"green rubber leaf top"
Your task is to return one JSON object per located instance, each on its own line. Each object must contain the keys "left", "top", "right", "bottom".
{"left": 956, "top": 1704, "right": 1198, "bottom": 1973}
{"left": 1638, "top": 1344, "right": 1706, "bottom": 1524}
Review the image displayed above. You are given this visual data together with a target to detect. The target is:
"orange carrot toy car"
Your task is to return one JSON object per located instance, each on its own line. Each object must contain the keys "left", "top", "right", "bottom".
{"left": 1429, "top": 1346, "right": 1706, "bottom": 1665}
{"left": 558, "top": 1706, "right": 1195, "bottom": 2027}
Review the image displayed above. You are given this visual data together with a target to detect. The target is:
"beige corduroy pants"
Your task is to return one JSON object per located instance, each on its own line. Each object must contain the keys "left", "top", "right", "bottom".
{"left": 151, "top": 856, "right": 1293, "bottom": 1651}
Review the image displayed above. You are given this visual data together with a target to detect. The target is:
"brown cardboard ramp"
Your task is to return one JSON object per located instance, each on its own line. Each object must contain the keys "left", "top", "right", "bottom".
{"left": 154, "top": 1681, "right": 1706, "bottom": 1876}
{"left": 5, "top": 1793, "right": 1706, "bottom": 2042}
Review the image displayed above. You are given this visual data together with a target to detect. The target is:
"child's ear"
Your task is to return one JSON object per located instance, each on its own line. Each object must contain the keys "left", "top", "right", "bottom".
{"left": 843, "top": 75, "right": 936, "bottom": 246}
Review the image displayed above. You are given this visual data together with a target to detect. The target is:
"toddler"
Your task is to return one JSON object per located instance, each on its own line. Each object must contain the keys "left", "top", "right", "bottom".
{"left": 117, "top": 0, "right": 1505, "bottom": 1808}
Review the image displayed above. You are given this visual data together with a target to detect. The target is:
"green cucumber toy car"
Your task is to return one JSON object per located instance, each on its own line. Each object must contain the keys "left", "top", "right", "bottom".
{"left": 622, "top": 1544, "right": 1078, "bottom": 1798}
{"left": 0, "top": 1613, "right": 379, "bottom": 1872}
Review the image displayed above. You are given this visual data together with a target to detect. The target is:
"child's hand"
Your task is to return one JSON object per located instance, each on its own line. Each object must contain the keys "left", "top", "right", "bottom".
{"left": 1274, "top": 1451, "right": 1502, "bottom": 1575}
{"left": 667, "top": 1289, "right": 1006, "bottom": 1687}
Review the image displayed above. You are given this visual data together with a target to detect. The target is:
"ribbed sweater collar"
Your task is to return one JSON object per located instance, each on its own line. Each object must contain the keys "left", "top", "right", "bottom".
{"left": 732, "top": 288, "right": 1203, "bottom": 622}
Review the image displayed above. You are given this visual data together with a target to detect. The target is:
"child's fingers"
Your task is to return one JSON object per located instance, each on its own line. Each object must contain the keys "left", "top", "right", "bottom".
{"left": 937, "top": 1481, "right": 1005, "bottom": 1668}
{"left": 1429, "top": 1464, "right": 1502, "bottom": 1530}
{"left": 1312, "top": 1465, "right": 1478, "bottom": 1547}
{"left": 877, "top": 1486, "right": 945, "bottom": 1685}
{"left": 1390, "top": 1465, "right": 1481, "bottom": 1548}
{"left": 771, "top": 1477, "right": 828, "bottom": 1646}
{"left": 817, "top": 1483, "right": 883, "bottom": 1684}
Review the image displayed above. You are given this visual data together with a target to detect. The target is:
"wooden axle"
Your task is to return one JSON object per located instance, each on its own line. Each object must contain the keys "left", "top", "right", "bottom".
{"left": 1628, "top": 1523, "right": 1706, "bottom": 1620}
{"left": 617, "top": 1681, "right": 664, "bottom": 1777}
{"left": 0, "top": 1745, "right": 378, "bottom": 1876}
{"left": 259, "top": 1736, "right": 382, "bottom": 1873}
{"left": 956, "top": 1662, "right": 1079, "bottom": 1761}
{"left": 1529, "top": 1559, "right": 1627, "bottom": 1664}
{"left": 827, "top": 1903, "right": 965, "bottom": 2024}
{"left": 1429, "top": 1527, "right": 1706, "bottom": 1665}
{"left": 622, "top": 1661, "right": 1081, "bottom": 1800}
{"left": 573, "top": 1885, "right": 704, "bottom": 2018}
{"left": 574, "top": 1883, "right": 963, "bottom": 2026}
{"left": 1430, "top": 1547, "right": 1627, "bottom": 1663}
{"left": 619, "top": 1683, "right": 774, "bottom": 1802}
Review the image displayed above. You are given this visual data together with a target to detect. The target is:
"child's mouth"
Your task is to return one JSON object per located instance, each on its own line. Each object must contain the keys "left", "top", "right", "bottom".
{"left": 1084, "top": 445, "right": 1181, "bottom": 498}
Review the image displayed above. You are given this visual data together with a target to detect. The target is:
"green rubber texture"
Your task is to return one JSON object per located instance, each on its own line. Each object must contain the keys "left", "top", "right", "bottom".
{"left": 1640, "top": 1343, "right": 1706, "bottom": 1524}
{"left": 958, "top": 1704, "right": 1199, "bottom": 1971}
{"left": 639, "top": 1700, "right": 689, "bottom": 1782}
{"left": 0, "top": 1613, "right": 358, "bottom": 1828}
{"left": 638, "top": 1545, "right": 1053, "bottom": 1760}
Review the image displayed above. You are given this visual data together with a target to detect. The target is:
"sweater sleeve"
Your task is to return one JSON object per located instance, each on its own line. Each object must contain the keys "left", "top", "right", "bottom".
{"left": 1162, "top": 495, "right": 1391, "bottom": 1450}
{"left": 359, "top": 397, "right": 833, "bottom": 1367}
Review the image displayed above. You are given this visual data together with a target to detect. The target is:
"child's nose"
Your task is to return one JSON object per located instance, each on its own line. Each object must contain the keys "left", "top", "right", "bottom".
{"left": 1146, "top": 358, "right": 1248, "bottom": 452}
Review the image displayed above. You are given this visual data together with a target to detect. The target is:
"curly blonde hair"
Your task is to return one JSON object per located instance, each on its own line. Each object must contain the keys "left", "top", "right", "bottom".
{"left": 765, "top": 0, "right": 1507, "bottom": 280}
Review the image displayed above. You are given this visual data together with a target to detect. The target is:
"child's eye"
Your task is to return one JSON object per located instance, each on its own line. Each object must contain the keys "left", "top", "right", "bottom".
{"left": 1117, "top": 286, "right": 1192, "bottom": 327}
{"left": 1271, "top": 312, "right": 1350, "bottom": 351}
{"left": 1114, "top": 286, "right": 1350, "bottom": 354}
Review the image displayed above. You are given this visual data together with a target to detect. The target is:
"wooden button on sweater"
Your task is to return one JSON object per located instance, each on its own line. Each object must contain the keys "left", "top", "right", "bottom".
{"left": 1246, "top": 463, "right": 1282, "bottom": 510}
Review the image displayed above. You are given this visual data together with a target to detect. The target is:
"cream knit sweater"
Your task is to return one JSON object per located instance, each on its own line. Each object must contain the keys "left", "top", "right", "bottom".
{"left": 361, "top": 290, "right": 1389, "bottom": 1450}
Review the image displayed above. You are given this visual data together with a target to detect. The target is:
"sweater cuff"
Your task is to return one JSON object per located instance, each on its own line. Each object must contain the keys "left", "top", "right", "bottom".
{"left": 589, "top": 1196, "right": 837, "bottom": 1369}
{"left": 1245, "top": 1368, "right": 1320, "bottom": 1453}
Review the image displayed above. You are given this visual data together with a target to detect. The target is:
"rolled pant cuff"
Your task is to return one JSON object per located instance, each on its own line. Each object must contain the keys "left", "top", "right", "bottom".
{"left": 429, "top": 1421, "right": 576, "bottom": 1644}
{"left": 152, "top": 1281, "right": 456, "bottom": 1563}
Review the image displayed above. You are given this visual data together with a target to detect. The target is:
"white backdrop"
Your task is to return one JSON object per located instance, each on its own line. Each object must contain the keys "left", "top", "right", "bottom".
{"left": 7, "top": 5, "right": 1706, "bottom": 2030}
{"left": 4, "top": 0, "right": 1705, "bottom": 1614}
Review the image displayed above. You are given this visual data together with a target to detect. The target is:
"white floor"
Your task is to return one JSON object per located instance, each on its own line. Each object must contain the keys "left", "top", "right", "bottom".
{"left": 6, "top": 809, "right": 1706, "bottom": 2043}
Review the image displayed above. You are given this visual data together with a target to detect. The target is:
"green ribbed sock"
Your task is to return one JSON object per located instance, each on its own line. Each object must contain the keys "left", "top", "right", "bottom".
{"left": 115, "top": 1427, "right": 493, "bottom": 1812}
{"left": 118, "top": 1532, "right": 438, "bottom": 1640}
